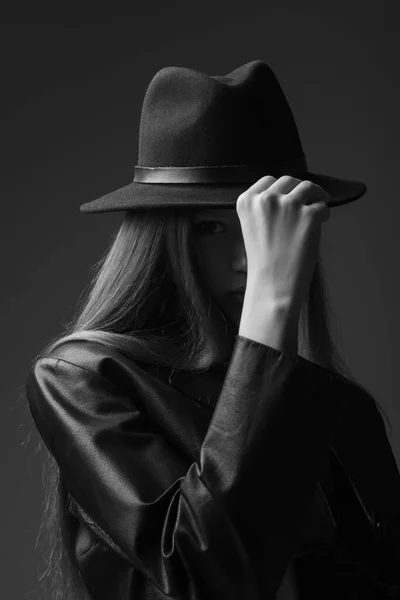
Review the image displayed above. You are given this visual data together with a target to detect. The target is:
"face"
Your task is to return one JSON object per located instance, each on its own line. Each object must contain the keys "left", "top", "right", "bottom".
{"left": 190, "top": 208, "right": 247, "bottom": 327}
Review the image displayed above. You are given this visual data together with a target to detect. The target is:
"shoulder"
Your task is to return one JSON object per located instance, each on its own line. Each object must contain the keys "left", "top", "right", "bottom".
{"left": 28, "top": 339, "right": 153, "bottom": 393}
{"left": 25, "top": 339, "right": 170, "bottom": 430}
{"left": 45, "top": 339, "right": 124, "bottom": 372}
{"left": 344, "top": 377, "right": 388, "bottom": 428}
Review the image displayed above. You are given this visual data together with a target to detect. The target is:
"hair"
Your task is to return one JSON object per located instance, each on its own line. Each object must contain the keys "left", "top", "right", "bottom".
{"left": 25, "top": 206, "right": 391, "bottom": 600}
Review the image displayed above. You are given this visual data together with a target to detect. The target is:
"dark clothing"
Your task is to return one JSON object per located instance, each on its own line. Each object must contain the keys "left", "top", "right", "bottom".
{"left": 25, "top": 335, "right": 400, "bottom": 599}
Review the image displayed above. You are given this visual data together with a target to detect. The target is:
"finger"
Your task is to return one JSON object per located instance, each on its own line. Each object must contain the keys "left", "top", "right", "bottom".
{"left": 266, "top": 174, "right": 304, "bottom": 196}
{"left": 243, "top": 175, "right": 278, "bottom": 196}
{"left": 287, "top": 179, "right": 331, "bottom": 206}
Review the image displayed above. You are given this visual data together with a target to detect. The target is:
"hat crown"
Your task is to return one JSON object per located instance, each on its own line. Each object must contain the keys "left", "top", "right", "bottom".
{"left": 79, "top": 60, "right": 367, "bottom": 213}
{"left": 137, "top": 60, "right": 305, "bottom": 168}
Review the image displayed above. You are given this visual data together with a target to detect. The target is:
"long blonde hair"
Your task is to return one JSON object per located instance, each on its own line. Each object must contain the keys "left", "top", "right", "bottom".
{"left": 25, "top": 206, "right": 389, "bottom": 600}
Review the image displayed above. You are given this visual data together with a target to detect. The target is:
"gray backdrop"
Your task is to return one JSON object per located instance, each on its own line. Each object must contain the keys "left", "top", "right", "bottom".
{"left": 2, "top": 5, "right": 399, "bottom": 598}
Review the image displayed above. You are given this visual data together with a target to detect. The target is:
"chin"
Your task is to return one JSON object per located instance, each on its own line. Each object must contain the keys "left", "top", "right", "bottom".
{"left": 226, "top": 298, "right": 243, "bottom": 321}
{"left": 207, "top": 294, "right": 241, "bottom": 334}
{"left": 222, "top": 304, "right": 242, "bottom": 334}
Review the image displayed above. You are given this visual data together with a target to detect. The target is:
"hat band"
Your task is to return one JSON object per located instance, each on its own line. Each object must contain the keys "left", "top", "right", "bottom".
{"left": 133, "top": 156, "right": 308, "bottom": 184}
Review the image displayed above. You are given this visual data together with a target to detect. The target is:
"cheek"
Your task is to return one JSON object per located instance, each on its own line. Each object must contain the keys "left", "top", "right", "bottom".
{"left": 195, "top": 252, "right": 227, "bottom": 294}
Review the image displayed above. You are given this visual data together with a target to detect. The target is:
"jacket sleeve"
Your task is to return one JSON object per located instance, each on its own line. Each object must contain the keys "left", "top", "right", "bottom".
{"left": 335, "top": 386, "right": 400, "bottom": 595}
{"left": 26, "top": 334, "right": 349, "bottom": 600}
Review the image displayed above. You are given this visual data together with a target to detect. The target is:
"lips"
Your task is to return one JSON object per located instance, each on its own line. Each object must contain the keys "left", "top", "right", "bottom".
{"left": 232, "top": 291, "right": 245, "bottom": 300}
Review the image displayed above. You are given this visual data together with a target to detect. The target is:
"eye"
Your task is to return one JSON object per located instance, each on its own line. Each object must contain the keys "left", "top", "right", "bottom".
{"left": 193, "top": 221, "right": 225, "bottom": 235}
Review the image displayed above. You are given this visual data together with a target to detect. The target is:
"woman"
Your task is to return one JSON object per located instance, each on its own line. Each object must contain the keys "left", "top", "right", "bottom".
{"left": 25, "top": 60, "right": 400, "bottom": 600}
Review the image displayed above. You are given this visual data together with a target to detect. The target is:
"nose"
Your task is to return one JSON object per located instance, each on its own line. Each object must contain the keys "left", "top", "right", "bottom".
{"left": 232, "top": 238, "right": 247, "bottom": 272}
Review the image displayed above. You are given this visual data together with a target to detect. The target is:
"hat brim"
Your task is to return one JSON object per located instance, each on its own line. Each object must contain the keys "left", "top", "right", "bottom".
{"left": 79, "top": 171, "right": 367, "bottom": 214}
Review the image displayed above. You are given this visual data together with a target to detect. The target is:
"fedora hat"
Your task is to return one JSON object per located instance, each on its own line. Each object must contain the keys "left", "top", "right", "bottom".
{"left": 80, "top": 59, "right": 367, "bottom": 214}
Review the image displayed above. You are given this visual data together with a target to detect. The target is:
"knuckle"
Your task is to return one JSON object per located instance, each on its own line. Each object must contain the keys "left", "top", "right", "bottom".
{"left": 304, "top": 201, "right": 328, "bottom": 218}
{"left": 298, "top": 180, "right": 331, "bottom": 205}
{"left": 236, "top": 192, "right": 249, "bottom": 207}
{"left": 279, "top": 174, "right": 296, "bottom": 183}
{"left": 297, "top": 179, "right": 315, "bottom": 189}
{"left": 259, "top": 189, "right": 278, "bottom": 203}
{"left": 305, "top": 201, "right": 321, "bottom": 213}
{"left": 258, "top": 175, "right": 277, "bottom": 184}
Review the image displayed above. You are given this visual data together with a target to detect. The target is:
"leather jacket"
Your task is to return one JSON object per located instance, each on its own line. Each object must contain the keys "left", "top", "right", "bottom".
{"left": 25, "top": 335, "right": 400, "bottom": 599}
